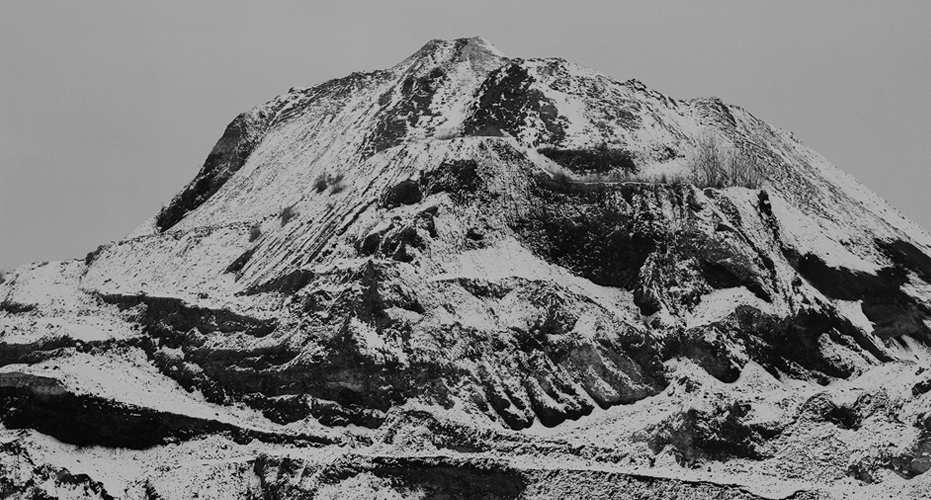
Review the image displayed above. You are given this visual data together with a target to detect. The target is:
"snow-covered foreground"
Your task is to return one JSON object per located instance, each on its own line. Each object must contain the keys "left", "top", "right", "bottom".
{"left": 4, "top": 354, "right": 931, "bottom": 498}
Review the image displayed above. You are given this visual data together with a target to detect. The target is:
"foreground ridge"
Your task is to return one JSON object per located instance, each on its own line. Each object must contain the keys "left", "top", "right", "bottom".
{"left": 3, "top": 37, "right": 931, "bottom": 499}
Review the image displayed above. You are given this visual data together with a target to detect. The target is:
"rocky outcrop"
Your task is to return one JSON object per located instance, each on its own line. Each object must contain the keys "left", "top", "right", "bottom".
{"left": 155, "top": 108, "right": 275, "bottom": 232}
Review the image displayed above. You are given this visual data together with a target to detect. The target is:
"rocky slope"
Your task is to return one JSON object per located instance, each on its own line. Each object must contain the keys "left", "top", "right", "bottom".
{"left": 3, "top": 37, "right": 931, "bottom": 498}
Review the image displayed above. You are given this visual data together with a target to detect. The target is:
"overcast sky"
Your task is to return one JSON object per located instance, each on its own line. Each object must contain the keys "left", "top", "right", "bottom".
{"left": 2, "top": 1, "right": 929, "bottom": 269}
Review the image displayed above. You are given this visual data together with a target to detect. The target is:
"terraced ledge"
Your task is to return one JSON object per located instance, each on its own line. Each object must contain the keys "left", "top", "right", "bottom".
{"left": 97, "top": 293, "right": 277, "bottom": 339}
{"left": 0, "top": 372, "right": 333, "bottom": 449}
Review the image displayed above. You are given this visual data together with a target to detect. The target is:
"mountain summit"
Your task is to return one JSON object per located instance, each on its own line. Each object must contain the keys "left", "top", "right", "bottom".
{"left": 4, "top": 37, "right": 931, "bottom": 498}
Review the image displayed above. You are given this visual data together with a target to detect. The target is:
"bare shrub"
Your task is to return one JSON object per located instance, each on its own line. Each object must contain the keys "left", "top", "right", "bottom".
{"left": 314, "top": 174, "right": 329, "bottom": 193}
{"left": 314, "top": 172, "right": 346, "bottom": 194}
{"left": 331, "top": 175, "right": 346, "bottom": 194}
{"left": 249, "top": 223, "right": 262, "bottom": 242}
{"left": 279, "top": 205, "right": 297, "bottom": 226}
{"left": 690, "top": 132, "right": 730, "bottom": 188}
{"left": 689, "top": 132, "right": 766, "bottom": 189}
{"left": 730, "top": 150, "right": 765, "bottom": 189}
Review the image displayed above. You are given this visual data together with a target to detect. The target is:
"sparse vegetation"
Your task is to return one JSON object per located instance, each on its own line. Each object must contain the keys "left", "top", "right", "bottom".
{"left": 249, "top": 223, "right": 262, "bottom": 242}
{"left": 314, "top": 172, "right": 346, "bottom": 194}
{"left": 689, "top": 132, "right": 766, "bottom": 189}
{"left": 330, "top": 173, "right": 346, "bottom": 194}
{"left": 731, "top": 150, "right": 766, "bottom": 189}
{"left": 689, "top": 131, "right": 728, "bottom": 188}
{"left": 314, "top": 174, "right": 329, "bottom": 193}
{"left": 279, "top": 205, "right": 297, "bottom": 226}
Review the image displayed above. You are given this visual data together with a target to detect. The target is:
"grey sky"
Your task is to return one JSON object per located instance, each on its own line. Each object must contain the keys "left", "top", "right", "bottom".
{"left": 2, "top": 1, "right": 929, "bottom": 269}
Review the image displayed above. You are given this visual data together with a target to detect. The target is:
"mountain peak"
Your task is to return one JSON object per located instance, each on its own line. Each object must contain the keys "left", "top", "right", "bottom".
{"left": 395, "top": 36, "right": 506, "bottom": 73}
{"left": 419, "top": 36, "right": 504, "bottom": 57}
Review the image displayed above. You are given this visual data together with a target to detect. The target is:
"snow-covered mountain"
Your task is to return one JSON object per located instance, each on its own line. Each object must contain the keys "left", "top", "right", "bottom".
{"left": 4, "top": 37, "right": 931, "bottom": 499}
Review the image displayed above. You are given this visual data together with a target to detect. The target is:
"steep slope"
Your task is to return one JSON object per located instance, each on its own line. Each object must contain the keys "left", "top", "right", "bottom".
{"left": 3, "top": 37, "right": 931, "bottom": 498}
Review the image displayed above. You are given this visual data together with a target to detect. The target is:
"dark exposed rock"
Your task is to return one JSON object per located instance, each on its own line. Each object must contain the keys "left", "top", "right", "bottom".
{"left": 633, "top": 286, "right": 662, "bottom": 316}
{"left": 792, "top": 252, "right": 931, "bottom": 341}
{"left": 224, "top": 247, "right": 255, "bottom": 274}
{"left": 422, "top": 158, "right": 483, "bottom": 201}
{"left": 642, "top": 400, "right": 777, "bottom": 465}
{"left": 0, "top": 336, "right": 162, "bottom": 377}
{"left": 757, "top": 190, "right": 773, "bottom": 217}
{"left": 795, "top": 253, "right": 906, "bottom": 302}
{"left": 0, "top": 300, "right": 36, "bottom": 314}
{"left": 914, "top": 377, "right": 931, "bottom": 397}
{"left": 0, "top": 374, "right": 333, "bottom": 449}
{"left": 366, "top": 67, "right": 447, "bottom": 154}
{"left": 661, "top": 305, "right": 892, "bottom": 384}
{"left": 538, "top": 144, "right": 637, "bottom": 174}
{"left": 242, "top": 393, "right": 313, "bottom": 425}
{"left": 734, "top": 306, "right": 887, "bottom": 378}
{"left": 156, "top": 109, "right": 273, "bottom": 231}
{"left": 243, "top": 269, "right": 315, "bottom": 295}
{"left": 464, "top": 63, "right": 567, "bottom": 145}
{"left": 514, "top": 184, "right": 657, "bottom": 289}
{"left": 84, "top": 244, "right": 107, "bottom": 266}
{"left": 381, "top": 179, "right": 423, "bottom": 208}
{"left": 466, "top": 227, "right": 485, "bottom": 240}
{"left": 878, "top": 238, "right": 931, "bottom": 284}
{"left": 99, "top": 294, "right": 277, "bottom": 340}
